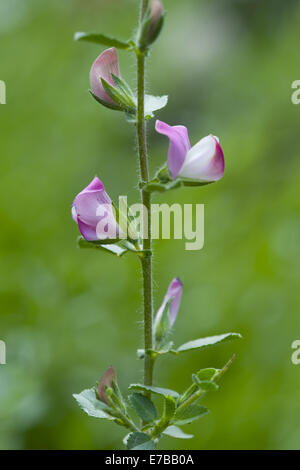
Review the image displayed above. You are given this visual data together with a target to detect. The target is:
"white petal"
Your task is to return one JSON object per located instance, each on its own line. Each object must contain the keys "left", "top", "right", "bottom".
{"left": 179, "top": 135, "right": 217, "bottom": 181}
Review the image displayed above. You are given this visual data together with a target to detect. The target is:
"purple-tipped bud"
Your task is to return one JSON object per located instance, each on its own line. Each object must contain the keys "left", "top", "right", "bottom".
{"left": 90, "top": 48, "right": 120, "bottom": 104}
{"left": 155, "top": 120, "right": 225, "bottom": 182}
{"left": 155, "top": 277, "right": 183, "bottom": 328}
{"left": 72, "top": 176, "right": 122, "bottom": 241}
{"left": 97, "top": 366, "right": 117, "bottom": 404}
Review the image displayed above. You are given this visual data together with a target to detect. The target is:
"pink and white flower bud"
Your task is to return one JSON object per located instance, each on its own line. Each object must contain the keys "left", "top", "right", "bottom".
{"left": 139, "top": 0, "right": 164, "bottom": 49}
{"left": 148, "top": 0, "right": 164, "bottom": 36}
{"left": 154, "top": 277, "right": 183, "bottom": 328}
{"left": 97, "top": 366, "right": 117, "bottom": 404}
{"left": 155, "top": 120, "right": 225, "bottom": 182}
{"left": 90, "top": 48, "right": 120, "bottom": 104}
{"left": 72, "top": 176, "right": 123, "bottom": 241}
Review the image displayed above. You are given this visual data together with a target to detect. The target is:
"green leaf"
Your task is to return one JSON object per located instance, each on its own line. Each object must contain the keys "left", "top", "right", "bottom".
{"left": 74, "top": 32, "right": 131, "bottom": 50}
{"left": 163, "top": 425, "right": 193, "bottom": 439}
{"left": 196, "top": 368, "right": 220, "bottom": 381}
{"left": 191, "top": 376, "right": 219, "bottom": 391}
{"left": 174, "top": 404, "right": 209, "bottom": 426}
{"left": 181, "top": 179, "right": 214, "bottom": 187}
{"left": 129, "top": 393, "right": 157, "bottom": 423}
{"left": 123, "top": 432, "right": 131, "bottom": 446}
{"left": 101, "top": 78, "right": 136, "bottom": 111}
{"left": 78, "top": 237, "right": 128, "bottom": 257}
{"left": 174, "top": 333, "right": 242, "bottom": 354}
{"left": 90, "top": 90, "right": 122, "bottom": 111}
{"left": 111, "top": 74, "right": 135, "bottom": 101}
{"left": 142, "top": 179, "right": 182, "bottom": 193}
{"left": 144, "top": 94, "right": 168, "bottom": 118}
{"left": 73, "top": 388, "right": 115, "bottom": 420}
{"left": 154, "top": 299, "right": 172, "bottom": 349}
{"left": 127, "top": 432, "right": 155, "bottom": 450}
{"left": 162, "top": 395, "right": 176, "bottom": 421}
{"left": 129, "top": 384, "right": 179, "bottom": 399}
{"left": 137, "top": 341, "right": 174, "bottom": 359}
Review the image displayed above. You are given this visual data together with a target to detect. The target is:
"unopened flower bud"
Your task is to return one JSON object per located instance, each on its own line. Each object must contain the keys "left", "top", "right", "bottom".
{"left": 97, "top": 366, "right": 117, "bottom": 404}
{"left": 72, "top": 177, "right": 124, "bottom": 241}
{"left": 90, "top": 48, "right": 120, "bottom": 107}
{"left": 155, "top": 277, "right": 183, "bottom": 328}
{"left": 138, "top": 0, "right": 164, "bottom": 50}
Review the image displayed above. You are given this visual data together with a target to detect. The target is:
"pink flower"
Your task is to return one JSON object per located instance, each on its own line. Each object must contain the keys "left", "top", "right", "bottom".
{"left": 72, "top": 177, "right": 122, "bottom": 241}
{"left": 155, "top": 120, "right": 225, "bottom": 182}
{"left": 90, "top": 48, "right": 120, "bottom": 105}
{"left": 154, "top": 277, "right": 183, "bottom": 328}
{"left": 97, "top": 366, "right": 117, "bottom": 404}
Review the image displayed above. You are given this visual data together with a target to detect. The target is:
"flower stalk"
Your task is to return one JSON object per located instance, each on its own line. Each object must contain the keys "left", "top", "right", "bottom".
{"left": 136, "top": 16, "right": 154, "bottom": 396}
{"left": 72, "top": 0, "right": 242, "bottom": 450}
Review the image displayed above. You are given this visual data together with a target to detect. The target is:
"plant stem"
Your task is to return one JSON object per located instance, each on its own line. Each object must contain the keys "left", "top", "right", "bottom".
{"left": 175, "top": 355, "right": 236, "bottom": 417}
{"left": 136, "top": 4, "right": 154, "bottom": 397}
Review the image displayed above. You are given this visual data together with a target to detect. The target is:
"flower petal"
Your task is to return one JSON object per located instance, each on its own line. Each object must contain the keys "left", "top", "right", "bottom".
{"left": 77, "top": 217, "right": 98, "bottom": 241}
{"left": 155, "top": 277, "right": 183, "bottom": 327}
{"left": 155, "top": 120, "right": 191, "bottom": 179}
{"left": 90, "top": 48, "right": 120, "bottom": 103}
{"left": 179, "top": 135, "right": 225, "bottom": 182}
{"left": 72, "top": 177, "right": 120, "bottom": 241}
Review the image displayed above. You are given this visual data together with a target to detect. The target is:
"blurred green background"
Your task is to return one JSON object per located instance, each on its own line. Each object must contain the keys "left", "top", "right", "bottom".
{"left": 1, "top": 0, "right": 300, "bottom": 450}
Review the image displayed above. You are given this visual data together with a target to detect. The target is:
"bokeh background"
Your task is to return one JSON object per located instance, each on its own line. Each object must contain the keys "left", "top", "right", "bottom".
{"left": 1, "top": 0, "right": 300, "bottom": 450}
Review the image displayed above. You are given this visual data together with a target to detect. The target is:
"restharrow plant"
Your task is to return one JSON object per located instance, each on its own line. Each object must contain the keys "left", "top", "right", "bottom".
{"left": 72, "top": 0, "right": 241, "bottom": 450}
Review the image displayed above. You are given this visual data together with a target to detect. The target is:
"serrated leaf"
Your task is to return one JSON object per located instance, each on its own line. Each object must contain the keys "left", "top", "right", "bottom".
{"left": 144, "top": 94, "right": 168, "bottom": 118}
{"left": 163, "top": 425, "right": 193, "bottom": 439}
{"left": 73, "top": 388, "right": 115, "bottom": 420}
{"left": 174, "top": 404, "right": 209, "bottom": 426}
{"left": 174, "top": 333, "right": 242, "bottom": 354}
{"left": 129, "top": 384, "right": 179, "bottom": 399}
{"left": 129, "top": 393, "right": 157, "bottom": 423}
{"left": 127, "top": 432, "right": 155, "bottom": 450}
{"left": 74, "top": 32, "right": 131, "bottom": 50}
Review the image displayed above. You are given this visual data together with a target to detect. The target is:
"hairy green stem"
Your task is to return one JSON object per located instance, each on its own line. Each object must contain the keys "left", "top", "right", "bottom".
{"left": 136, "top": 9, "right": 154, "bottom": 397}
